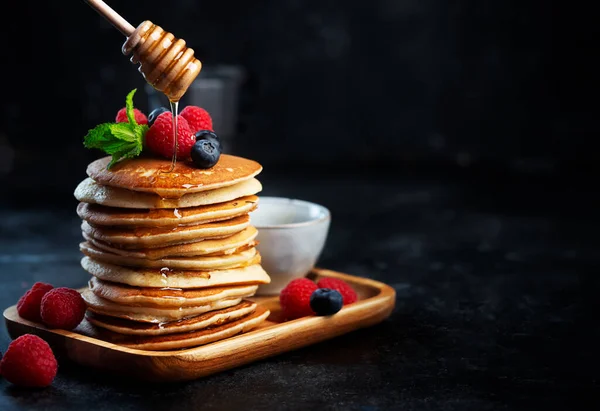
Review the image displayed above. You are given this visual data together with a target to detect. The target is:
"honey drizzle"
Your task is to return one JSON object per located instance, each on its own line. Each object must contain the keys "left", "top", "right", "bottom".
{"left": 165, "top": 100, "right": 179, "bottom": 173}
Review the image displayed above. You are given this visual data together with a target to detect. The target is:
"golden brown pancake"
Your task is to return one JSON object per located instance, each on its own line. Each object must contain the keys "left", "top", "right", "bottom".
{"left": 79, "top": 306, "right": 270, "bottom": 350}
{"left": 87, "top": 155, "right": 262, "bottom": 197}
{"left": 89, "top": 277, "right": 258, "bottom": 308}
{"left": 81, "top": 257, "right": 270, "bottom": 288}
{"left": 82, "top": 226, "right": 258, "bottom": 259}
{"left": 80, "top": 242, "right": 258, "bottom": 270}
{"left": 81, "top": 216, "right": 250, "bottom": 248}
{"left": 74, "top": 177, "right": 262, "bottom": 209}
{"left": 86, "top": 301, "right": 257, "bottom": 336}
{"left": 77, "top": 196, "right": 258, "bottom": 227}
{"left": 82, "top": 290, "right": 243, "bottom": 323}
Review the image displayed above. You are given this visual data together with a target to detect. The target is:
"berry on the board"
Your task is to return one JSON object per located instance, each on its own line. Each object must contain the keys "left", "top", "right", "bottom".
{"left": 279, "top": 278, "right": 318, "bottom": 320}
{"left": 195, "top": 130, "right": 222, "bottom": 151}
{"left": 40, "top": 288, "right": 87, "bottom": 331}
{"left": 180, "top": 106, "right": 213, "bottom": 133}
{"left": 148, "top": 107, "right": 170, "bottom": 127}
{"left": 0, "top": 334, "right": 58, "bottom": 387}
{"left": 116, "top": 107, "right": 148, "bottom": 125}
{"left": 17, "top": 282, "right": 54, "bottom": 323}
{"left": 316, "top": 278, "right": 357, "bottom": 305}
{"left": 191, "top": 138, "right": 221, "bottom": 169}
{"left": 145, "top": 112, "right": 195, "bottom": 159}
{"left": 310, "top": 288, "right": 343, "bottom": 316}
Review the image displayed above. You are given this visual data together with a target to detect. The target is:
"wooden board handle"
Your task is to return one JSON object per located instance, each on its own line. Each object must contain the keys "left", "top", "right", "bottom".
{"left": 84, "top": 0, "right": 135, "bottom": 37}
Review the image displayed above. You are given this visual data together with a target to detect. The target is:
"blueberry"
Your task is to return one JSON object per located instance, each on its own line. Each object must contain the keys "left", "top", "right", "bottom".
{"left": 191, "top": 139, "right": 221, "bottom": 168}
{"left": 195, "top": 130, "right": 222, "bottom": 151}
{"left": 148, "top": 107, "right": 169, "bottom": 126}
{"left": 310, "top": 289, "right": 343, "bottom": 316}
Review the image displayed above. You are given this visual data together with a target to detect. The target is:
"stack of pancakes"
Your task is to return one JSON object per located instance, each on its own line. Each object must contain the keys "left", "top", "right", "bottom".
{"left": 73, "top": 155, "right": 271, "bottom": 350}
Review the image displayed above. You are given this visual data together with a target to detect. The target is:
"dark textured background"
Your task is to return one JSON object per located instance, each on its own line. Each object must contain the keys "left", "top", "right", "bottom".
{"left": 0, "top": 0, "right": 596, "bottom": 203}
{"left": 1, "top": 1, "right": 599, "bottom": 410}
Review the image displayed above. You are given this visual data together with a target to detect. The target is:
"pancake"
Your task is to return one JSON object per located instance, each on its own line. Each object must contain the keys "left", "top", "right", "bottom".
{"left": 82, "top": 290, "right": 242, "bottom": 323}
{"left": 80, "top": 242, "right": 258, "bottom": 270}
{"left": 77, "top": 196, "right": 258, "bottom": 227}
{"left": 82, "top": 226, "right": 258, "bottom": 259}
{"left": 82, "top": 257, "right": 270, "bottom": 288}
{"left": 79, "top": 306, "right": 270, "bottom": 350}
{"left": 74, "top": 177, "right": 262, "bottom": 209}
{"left": 87, "top": 155, "right": 262, "bottom": 197}
{"left": 86, "top": 301, "right": 258, "bottom": 336}
{"left": 89, "top": 277, "right": 258, "bottom": 308}
{"left": 81, "top": 216, "right": 250, "bottom": 248}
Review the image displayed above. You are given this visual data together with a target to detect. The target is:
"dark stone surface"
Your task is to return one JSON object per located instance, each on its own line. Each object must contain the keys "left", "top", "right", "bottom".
{"left": 1, "top": 169, "right": 599, "bottom": 410}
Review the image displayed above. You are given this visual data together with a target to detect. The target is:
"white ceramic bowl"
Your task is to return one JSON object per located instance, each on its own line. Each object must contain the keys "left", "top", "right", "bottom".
{"left": 250, "top": 197, "right": 331, "bottom": 295}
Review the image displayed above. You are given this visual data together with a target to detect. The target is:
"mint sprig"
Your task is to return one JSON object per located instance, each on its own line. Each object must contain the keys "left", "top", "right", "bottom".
{"left": 125, "top": 88, "right": 137, "bottom": 125}
{"left": 84, "top": 89, "right": 148, "bottom": 168}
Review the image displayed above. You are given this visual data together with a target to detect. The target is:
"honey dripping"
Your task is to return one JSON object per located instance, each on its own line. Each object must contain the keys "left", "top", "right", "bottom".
{"left": 167, "top": 100, "right": 179, "bottom": 173}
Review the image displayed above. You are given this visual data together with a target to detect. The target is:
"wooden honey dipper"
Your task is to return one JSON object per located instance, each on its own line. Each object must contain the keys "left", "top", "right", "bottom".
{"left": 84, "top": 0, "right": 202, "bottom": 102}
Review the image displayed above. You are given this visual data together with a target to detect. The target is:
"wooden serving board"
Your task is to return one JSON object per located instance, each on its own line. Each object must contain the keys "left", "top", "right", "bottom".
{"left": 4, "top": 268, "right": 395, "bottom": 382}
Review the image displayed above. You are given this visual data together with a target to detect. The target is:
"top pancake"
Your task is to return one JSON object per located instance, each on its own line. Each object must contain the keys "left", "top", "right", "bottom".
{"left": 87, "top": 155, "right": 262, "bottom": 197}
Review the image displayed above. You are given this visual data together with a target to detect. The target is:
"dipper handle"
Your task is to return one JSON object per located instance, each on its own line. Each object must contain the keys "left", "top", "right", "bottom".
{"left": 84, "top": 0, "right": 135, "bottom": 37}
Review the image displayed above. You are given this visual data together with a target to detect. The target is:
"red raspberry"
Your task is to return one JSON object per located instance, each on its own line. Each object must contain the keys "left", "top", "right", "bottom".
{"left": 180, "top": 106, "right": 213, "bottom": 133}
{"left": 317, "top": 278, "right": 357, "bottom": 304}
{"left": 115, "top": 107, "right": 148, "bottom": 125}
{"left": 0, "top": 334, "right": 58, "bottom": 387}
{"left": 145, "top": 112, "right": 195, "bottom": 159}
{"left": 279, "top": 278, "right": 318, "bottom": 320}
{"left": 40, "top": 288, "right": 86, "bottom": 330}
{"left": 17, "top": 282, "right": 54, "bottom": 323}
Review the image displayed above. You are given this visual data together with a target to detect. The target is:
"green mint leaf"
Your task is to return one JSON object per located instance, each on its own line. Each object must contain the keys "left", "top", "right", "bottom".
{"left": 84, "top": 124, "right": 117, "bottom": 148}
{"left": 125, "top": 89, "right": 138, "bottom": 125}
{"left": 84, "top": 122, "right": 146, "bottom": 169}
{"left": 135, "top": 124, "right": 149, "bottom": 145}
{"left": 109, "top": 123, "right": 138, "bottom": 142}
{"left": 107, "top": 141, "right": 143, "bottom": 168}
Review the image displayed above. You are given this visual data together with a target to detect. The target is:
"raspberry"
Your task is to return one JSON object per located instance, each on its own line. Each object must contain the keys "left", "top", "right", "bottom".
{"left": 145, "top": 112, "right": 195, "bottom": 159}
{"left": 316, "top": 278, "right": 357, "bottom": 305}
{"left": 0, "top": 334, "right": 58, "bottom": 387}
{"left": 17, "top": 282, "right": 54, "bottom": 323}
{"left": 279, "top": 278, "right": 318, "bottom": 320}
{"left": 115, "top": 107, "right": 148, "bottom": 125}
{"left": 40, "top": 288, "right": 86, "bottom": 330}
{"left": 180, "top": 106, "right": 213, "bottom": 133}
